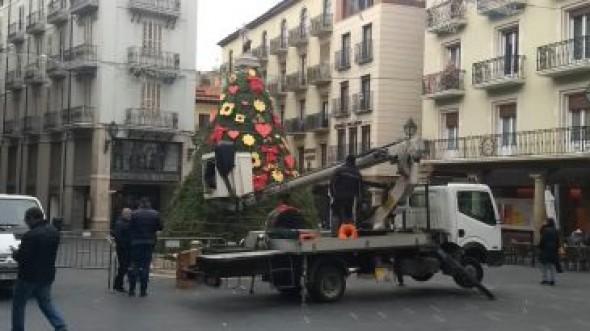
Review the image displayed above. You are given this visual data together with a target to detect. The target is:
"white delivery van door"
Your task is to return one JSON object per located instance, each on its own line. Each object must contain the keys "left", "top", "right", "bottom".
{"left": 454, "top": 190, "right": 502, "bottom": 251}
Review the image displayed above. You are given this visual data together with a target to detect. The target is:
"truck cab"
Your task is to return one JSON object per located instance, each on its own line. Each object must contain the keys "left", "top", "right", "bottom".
{"left": 406, "top": 184, "right": 503, "bottom": 266}
{"left": 0, "top": 195, "right": 45, "bottom": 288}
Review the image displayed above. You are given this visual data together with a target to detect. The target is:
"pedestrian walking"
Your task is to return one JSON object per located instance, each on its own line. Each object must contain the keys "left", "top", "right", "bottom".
{"left": 111, "top": 208, "right": 132, "bottom": 293}
{"left": 329, "top": 155, "right": 363, "bottom": 233}
{"left": 128, "top": 198, "right": 163, "bottom": 297}
{"left": 11, "top": 207, "right": 67, "bottom": 331}
{"left": 539, "top": 218, "right": 559, "bottom": 286}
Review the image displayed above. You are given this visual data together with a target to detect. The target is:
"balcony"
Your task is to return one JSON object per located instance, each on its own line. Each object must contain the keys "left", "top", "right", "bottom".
{"left": 353, "top": 91, "right": 373, "bottom": 114}
{"left": 111, "top": 139, "right": 182, "bottom": 182}
{"left": 48, "top": 0, "right": 69, "bottom": 25}
{"left": 284, "top": 118, "right": 306, "bottom": 136}
{"left": 269, "top": 36, "right": 288, "bottom": 56}
{"left": 288, "top": 26, "right": 308, "bottom": 48}
{"left": 6, "top": 70, "right": 25, "bottom": 91}
{"left": 426, "top": 0, "right": 467, "bottom": 35}
{"left": 285, "top": 72, "right": 307, "bottom": 93}
{"left": 332, "top": 97, "right": 351, "bottom": 118}
{"left": 26, "top": 11, "right": 47, "bottom": 35}
{"left": 125, "top": 108, "right": 179, "bottom": 130}
{"left": 3, "top": 119, "right": 18, "bottom": 135}
{"left": 537, "top": 36, "right": 590, "bottom": 77}
{"left": 8, "top": 23, "right": 25, "bottom": 44}
{"left": 128, "top": 0, "right": 181, "bottom": 20}
{"left": 43, "top": 112, "right": 61, "bottom": 130}
{"left": 472, "top": 55, "right": 525, "bottom": 90}
{"left": 64, "top": 44, "right": 98, "bottom": 75}
{"left": 305, "top": 113, "right": 329, "bottom": 133}
{"left": 252, "top": 45, "right": 268, "bottom": 64}
{"left": 47, "top": 55, "right": 69, "bottom": 79}
{"left": 328, "top": 143, "right": 373, "bottom": 164}
{"left": 128, "top": 47, "right": 180, "bottom": 82}
{"left": 22, "top": 116, "right": 40, "bottom": 134}
{"left": 70, "top": 0, "right": 99, "bottom": 16}
{"left": 423, "top": 68, "right": 465, "bottom": 100}
{"left": 334, "top": 48, "right": 351, "bottom": 71}
{"left": 476, "top": 0, "right": 527, "bottom": 18}
{"left": 424, "top": 126, "right": 590, "bottom": 161}
{"left": 310, "top": 13, "right": 333, "bottom": 37}
{"left": 307, "top": 63, "right": 331, "bottom": 86}
{"left": 355, "top": 40, "right": 373, "bottom": 65}
{"left": 61, "top": 105, "right": 95, "bottom": 126}
{"left": 24, "top": 60, "right": 47, "bottom": 85}
{"left": 267, "top": 76, "right": 287, "bottom": 97}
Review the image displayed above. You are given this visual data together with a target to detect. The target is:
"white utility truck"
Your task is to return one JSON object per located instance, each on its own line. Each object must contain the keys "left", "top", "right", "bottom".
{"left": 185, "top": 138, "right": 502, "bottom": 302}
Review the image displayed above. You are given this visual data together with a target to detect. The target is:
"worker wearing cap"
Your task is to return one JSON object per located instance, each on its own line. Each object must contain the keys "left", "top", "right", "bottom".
{"left": 329, "top": 155, "right": 363, "bottom": 233}
{"left": 266, "top": 194, "right": 305, "bottom": 230}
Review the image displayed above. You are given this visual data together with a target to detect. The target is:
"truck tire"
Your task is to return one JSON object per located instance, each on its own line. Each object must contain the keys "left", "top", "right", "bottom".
{"left": 309, "top": 265, "right": 346, "bottom": 303}
{"left": 453, "top": 257, "right": 483, "bottom": 289}
{"left": 411, "top": 273, "right": 434, "bottom": 282}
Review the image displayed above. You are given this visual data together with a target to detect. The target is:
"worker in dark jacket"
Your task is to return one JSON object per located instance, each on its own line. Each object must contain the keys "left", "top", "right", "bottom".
{"left": 329, "top": 155, "right": 363, "bottom": 233}
{"left": 128, "top": 198, "right": 163, "bottom": 297}
{"left": 111, "top": 208, "right": 132, "bottom": 292}
{"left": 11, "top": 207, "right": 67, "bottom": 331}
{"left": 539, "top": 218, "right": 559, "bottom": 286}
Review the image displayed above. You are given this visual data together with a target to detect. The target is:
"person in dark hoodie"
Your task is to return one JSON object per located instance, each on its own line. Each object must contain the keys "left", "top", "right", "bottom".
{"left": 539, "top": 218, "right": 559, "bottom": 286}
{"left": 329, "top": 155, "right": 363, "bottom": 233}
{"left": 11, "top": 207, "right": 67, "bottom": 331}
{"left": 128, "top": 198, "right": 163, "bottom": 297}
{"left": 111, "top": 208, "right": 132, "bottom": 293}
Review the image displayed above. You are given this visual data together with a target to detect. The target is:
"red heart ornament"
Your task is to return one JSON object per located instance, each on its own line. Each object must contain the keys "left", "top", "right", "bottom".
{"left": 284, "top": 155, "right": 295, "bottom": 169}
{"left": 228, "top": 85, "right": 239, "bottom": 95}
{"left": 227, "top": 131, "right": 240, "bottom": 140}
{"left": 255, "top": 123, "right": 272, "bottom": 138}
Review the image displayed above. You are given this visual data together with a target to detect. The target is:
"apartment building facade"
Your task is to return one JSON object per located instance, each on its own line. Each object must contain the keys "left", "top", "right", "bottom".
{"left": 0, "top": 0, "right": 197, "bottom": 230}
{"left": 195, "top": 71, "right": 221, "bottom": 131}
{"left": 422, "top": 0, "right": 590, "bottom": 241}
{"left": 218, "top": 0, "right": 425, "bottom": 179}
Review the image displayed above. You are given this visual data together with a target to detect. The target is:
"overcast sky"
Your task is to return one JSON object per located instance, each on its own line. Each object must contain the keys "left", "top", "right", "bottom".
{"left": 197, "top": 0, "right": 280, "bottom": 71}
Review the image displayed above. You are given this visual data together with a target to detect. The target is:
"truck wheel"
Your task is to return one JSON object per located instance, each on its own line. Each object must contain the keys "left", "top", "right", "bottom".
{"left": 309, "top": 265, "right": 346, "bottom": 303}
{"left": 411, "top": 273, "right": 434, "bottom": 282}
{"left": 453, "top": 257, "right": 483, "bottom": 289}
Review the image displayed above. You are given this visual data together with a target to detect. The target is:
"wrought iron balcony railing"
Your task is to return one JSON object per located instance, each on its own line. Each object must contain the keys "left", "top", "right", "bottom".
{"left": 334, "top": 48, "right": 351, "bottom": 71}
{"left": 24, "top": 60, "right": 47, "bottom": 85}
{"left": 125, "top": 108, "right": 179, "bottom": 129}
{"left": 422, "top": 69, "right": 465, "bottom": 98}
{"left": 332, "top": 97, "right": 351, "bottom": 118}
{"left": 26, "top": 11, "right": 47, "bottom": 34}
{"left": 43, "top": 112, "right": 61, "bottom": 130}
{"left": 47, "top": 54, "right": 69, "bottom": 79}
{"left": 61, "top": 105, "right": 95, "bottom": 125}
{"left": 288, "top": 26, "right": 308, "bottom": 48}
{"left": 128, "top": 47, "right": 180, "bottom": 69}
{"left": 424, "top": 126, "right": 590, "bottom": 161}
{"left": 355, "top": 40, "right": 373, "bottom": 65}
{"left": 252, "top": 45, "right": 268, "bottom": 63}
{"left": 307, "top": 63, "right": 331, "bottom": 86}
{"left": 3, "top": 119, "right": 17, "bottom": 135}
{"left": 537, "top": 36, "right": 590, "bottom": 76}
{"left": 426, "top": 0, "right": 467, "bottom": 34}
{"left": 284, "top": 118, "right": 306, "bottom": 135}
{"left": 6, "top": 70, "right": 25, "bottom": 90}
{"left": 476, "top": 0, "right": 527, "bottom": 17}
{"left": 70, "top": 0, "right": 99, "bottom": 16}
{"left": 64, "top": 44, "right": 98, "bottom": 74}
{"left": 285, "top": 72, "right": 307, "bottom": 92}
{"left": 8, "top": 23, "right": 25, "bottom": 44}
{"left": 305, "top": 113, "right": 329, "bottom": 132}
{"left": 128, "top": 0, "right": 181, "bottom": 19}
{"left": 267, "top": 76, "right": 287, "bottom": 96}
{"left": 269, "top": 36, "right": 289, "bottom": 56}
{"left": 353, "top": 91, "right": 373, "bottom": 114}
{"left": 472, "top": 55, "right": 525, "bottom": 88}
{"left": 310, "top": 13, "right": 333, "bottom": 37}
{"left": 48, "top": 0, "right": 69, "bottom": 25}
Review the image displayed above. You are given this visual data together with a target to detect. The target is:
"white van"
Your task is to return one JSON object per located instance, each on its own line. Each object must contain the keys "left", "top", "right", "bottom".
{"left": 405, "top": 183, "right": 504, "bottom": 267}
{"left": 0, "top": 195, "right": 45, "bottom": 288}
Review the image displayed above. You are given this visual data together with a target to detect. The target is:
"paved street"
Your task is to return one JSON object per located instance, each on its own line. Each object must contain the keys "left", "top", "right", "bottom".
{"left": 1, "top": 265, "right": 589, "bottom": 331}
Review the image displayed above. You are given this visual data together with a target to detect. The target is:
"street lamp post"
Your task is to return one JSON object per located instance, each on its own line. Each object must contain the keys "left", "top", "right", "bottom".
{"left": 404, "top": 118, "right": 418, "bottom": 140}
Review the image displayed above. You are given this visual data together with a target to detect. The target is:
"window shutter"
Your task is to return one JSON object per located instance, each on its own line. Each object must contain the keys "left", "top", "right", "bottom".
{"left": 569, "top": 93, "right": 590, "bottom": 111}
{"left": 445, "top": 112, "right": 458, "bottom": 128}
{"left": 498, "top": 103, "right": 516, "bottom": 118}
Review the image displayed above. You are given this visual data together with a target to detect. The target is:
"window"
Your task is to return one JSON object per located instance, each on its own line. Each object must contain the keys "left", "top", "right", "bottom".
{"left": 81, "top": 79, "right": 92, "bottom": 106}
{"left": 281, "top": 19, "right": 288, "bottom": 47}
{"left": 444, "top": 112, "right": 458, "bottom": 150}
{"left": 141, "top": 81, "right": 161, "bottom": 111}
{"left": 198, "top": 114, "right": 209, "bottom": 129}
{"left": 446, "top": 43, "right": 461, "bottom": 68}
{"left": 297, "top": 146, "right": 305, "bottom": 171}
{"left": 82, "top": 17, "right": 93, "bottom": 44}
{"left": 340, "top": 81, "right": 349, "bottom": 112}
{"left": 262, "top": 31, "right": 268, "bottom": 51}
{"left": 359, "top": 0, "right": 374, "bottom": 11}
{"left": 570, "top": 9, "right": 590, "bottom": 59}
{"left": 323, "top": 0, "right": 332, "bottom": 18}
{"left": 337, "top": 128, "right": 346, "bottom": 160}
{"left": 457, "top": 191, "right": 497, "bottom": 226}
{"left": 348, "top": 127, "right": 357, "bottom": 156}
{"left": 361, "top": 125, "right": 371, "bottom": 152}
{"left": 360, "top": 75, "right": 371, "bottom": 110}
{"left": 362, "top": 23, "right": 372, "bottom": 46}
{"left": 342, "top": 32, "right": 350, "bottom": 53}
{"left": 19, "top": 6, "right": 24, "bottom": 29}
{"left": 298, "top": 99, "right": 305, "bottom": 122}
{"left": 568, "top": 93, "right": 590, "bottom": 141}
{"left": 321, "top": 100, "right": 329, "bottom": 125}
{"left": 498, "top": 104, "right": 516, "bottom": 147}
{"left": 299, "top": 54, "right": 307, "bottom": 83}
{"left": 300, "top": 8, "right": 308, "bottom": 35}
{"left": 501, "top": 28, "right": 519, "bottom": 75}
{"left": 142, "top": 21, "right": 162, "bottom": 52}
{"left": 319, "top": 144, "right": 327, "bottom": 167}
{"left": 228, "top": 50, "right": 233, "bottom": 72}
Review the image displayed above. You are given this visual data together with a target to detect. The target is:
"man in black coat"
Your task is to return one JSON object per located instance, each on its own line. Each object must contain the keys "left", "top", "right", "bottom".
{"left": 329, "top": 155, "right": 363, "bottom": 233}
{"left": 111, "top": 208, "right": 132, "bottom": 292}
{"left": 539, "top": 218, "right": 559, "bottom": 286}
{"left": 128, "top": 198, "right": 163, "bottom": 297}
{"left": 11, "top": 207, "right": 67, "bottom": 331}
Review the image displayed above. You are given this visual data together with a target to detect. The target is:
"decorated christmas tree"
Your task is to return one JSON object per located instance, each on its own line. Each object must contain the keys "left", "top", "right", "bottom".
{"left": 207, "top": 66, "right": 299, "bottom": 191}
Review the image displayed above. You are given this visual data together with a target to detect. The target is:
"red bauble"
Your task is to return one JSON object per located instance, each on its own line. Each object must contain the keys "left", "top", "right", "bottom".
{"left": 284, "top": 155, "right": 295, "bottom": 169}
{"left": 253, "top": 173, "right": 269, "bottom": 191}
{"left": 247, "top": 76, "right": 265, "bottom": 96}
{"left": 228, "top": 85, "right": 240, "bottom": 95}
{"left": 255, "top": 123, "right": 272, "bottom": 138}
